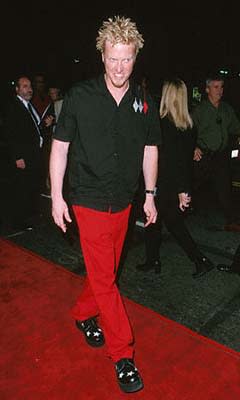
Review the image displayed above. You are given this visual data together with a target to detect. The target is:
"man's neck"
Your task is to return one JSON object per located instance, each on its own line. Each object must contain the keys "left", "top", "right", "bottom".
{"left": 208, "top": 96, "right": 220, "bottom": 108}
{"left": 105, "top": 75, "right": 129, "bottom": 105}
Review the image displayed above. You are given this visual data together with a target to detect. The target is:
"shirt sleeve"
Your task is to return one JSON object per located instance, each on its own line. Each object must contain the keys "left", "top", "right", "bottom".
{"left": 53, "top": 89, "right": 77, "bottom": 142}
{"left": 145, "top": 94, "right": 162, "bottom": 146}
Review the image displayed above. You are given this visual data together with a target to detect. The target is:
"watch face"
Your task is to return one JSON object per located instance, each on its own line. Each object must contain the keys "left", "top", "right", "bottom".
{"left": 145, "top": 188, "right": 157, "bottom": 196}
{"left": 231, "top": 149, "right": 239, "bottom": 158}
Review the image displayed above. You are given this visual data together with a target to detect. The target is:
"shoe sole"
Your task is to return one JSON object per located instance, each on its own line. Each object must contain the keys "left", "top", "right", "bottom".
{"left": 85, "top": 337, "right": 105, "bottom": 347}
{"left": 119, "top": 379, "right": 144, "bottom": 393}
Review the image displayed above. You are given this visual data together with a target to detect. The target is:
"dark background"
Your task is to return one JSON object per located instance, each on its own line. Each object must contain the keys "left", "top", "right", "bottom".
{"left": 0, "top": 2, "right": 239, "bottom": 106}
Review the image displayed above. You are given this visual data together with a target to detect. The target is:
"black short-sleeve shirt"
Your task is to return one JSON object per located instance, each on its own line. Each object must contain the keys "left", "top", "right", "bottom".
{"left": 53, "top": 74, "right": 161, "bottom": 211}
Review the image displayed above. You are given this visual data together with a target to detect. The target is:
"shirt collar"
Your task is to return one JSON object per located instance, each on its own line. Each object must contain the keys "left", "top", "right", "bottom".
{"left": 17, "top": 95, "right": 29, "bottom": 109}
{"left": 97, "top": 73, "right": 134, "bottom": 99}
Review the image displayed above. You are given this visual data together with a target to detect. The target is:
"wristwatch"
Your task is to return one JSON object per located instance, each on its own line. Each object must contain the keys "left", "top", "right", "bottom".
{"left": 145, "top": 187, "right": 157, "bottom": 196}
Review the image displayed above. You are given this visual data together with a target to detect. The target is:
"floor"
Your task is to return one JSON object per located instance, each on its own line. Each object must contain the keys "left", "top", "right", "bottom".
{"left": 1, "top": 191, "right": 240, "bottom": 353}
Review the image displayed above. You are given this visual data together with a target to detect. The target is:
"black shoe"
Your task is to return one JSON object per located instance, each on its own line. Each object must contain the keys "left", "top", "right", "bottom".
{"left": 75, "top": 318, "right": 105, "bottom": 347}
{"left": 136, "top": 260, "right": 161, "bottom": 274}
{"left": 217, "top": 264, "right": 240, "bottom": 275}
{"left": 115, "top": 358, "right": 144, "bottom": 393}
{"left": 192, "top": 256, "right": 215, "bottom": 279}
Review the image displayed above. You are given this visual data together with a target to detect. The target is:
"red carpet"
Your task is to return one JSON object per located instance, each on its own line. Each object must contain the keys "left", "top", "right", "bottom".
{"left": 0, "top": 238, "right": 239, "bottom": 399}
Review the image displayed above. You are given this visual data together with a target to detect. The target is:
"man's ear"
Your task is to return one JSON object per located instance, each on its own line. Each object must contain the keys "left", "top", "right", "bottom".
{"left": 205, "top": 86, "right": 209, "bottom": 94}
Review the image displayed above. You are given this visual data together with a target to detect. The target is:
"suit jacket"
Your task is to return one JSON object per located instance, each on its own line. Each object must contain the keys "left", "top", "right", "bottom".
{"left": 4, "top": 97, "right": 42, "bottom": 169}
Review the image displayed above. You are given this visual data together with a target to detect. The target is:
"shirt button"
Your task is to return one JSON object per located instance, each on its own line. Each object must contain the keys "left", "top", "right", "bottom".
{"left": 113, "top": 152, "right": 118, "bottom": 157}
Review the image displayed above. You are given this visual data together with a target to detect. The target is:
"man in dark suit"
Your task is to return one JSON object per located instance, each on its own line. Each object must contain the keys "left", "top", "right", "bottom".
{"left": 4, "top": 76, "right": 44, "bottom": 230}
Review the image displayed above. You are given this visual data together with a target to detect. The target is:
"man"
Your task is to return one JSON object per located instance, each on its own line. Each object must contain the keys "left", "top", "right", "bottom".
{"left": 192, "top": 75, "right": 240, "bottom": 231}
{"left": 4, "top": 76, "right": 43, "bottom": 230}
{"left": 40, "top": 85, "right": 63, "bottom": 196}
{"left": 32, "top": 73, "right": 51, "bottom": 117}
{"left": 49, "top": 16, "right": 160, "bottom": 393}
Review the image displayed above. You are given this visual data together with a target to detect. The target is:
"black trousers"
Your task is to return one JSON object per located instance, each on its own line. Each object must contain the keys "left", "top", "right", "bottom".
{"left": 144, "top": 189, "right": 203, "bottom": 264}
{"left": 9, "top": 164, "right": 43, "bottom": 227}
{"left": 193, "top": 149, "right": 235, "bottom": 223}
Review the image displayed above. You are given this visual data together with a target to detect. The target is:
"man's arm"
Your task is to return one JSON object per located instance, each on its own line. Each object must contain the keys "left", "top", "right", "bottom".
{"left": 4, "top": 101, "right": 26, "bottom": 166}
{"left": 142, "top": 145, "right": 158, "bottom": 226}
{"left": 49, "top": 138, "right": 72, "bottom": 232}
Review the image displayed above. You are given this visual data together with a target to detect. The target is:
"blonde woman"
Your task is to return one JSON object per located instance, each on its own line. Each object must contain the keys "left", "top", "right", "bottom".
{"left": 136, "top": 78, "right": 215, "bottom": 278}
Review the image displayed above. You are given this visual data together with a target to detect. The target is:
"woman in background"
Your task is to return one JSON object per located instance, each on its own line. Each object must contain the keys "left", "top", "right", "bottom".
{"left": 136, "top": 78, "right": 215, "bottom": 278}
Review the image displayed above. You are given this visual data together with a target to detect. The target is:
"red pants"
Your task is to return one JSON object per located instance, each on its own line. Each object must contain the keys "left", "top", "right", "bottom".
{"left": 71, "top": 205, "right": 134, "bottom": 362}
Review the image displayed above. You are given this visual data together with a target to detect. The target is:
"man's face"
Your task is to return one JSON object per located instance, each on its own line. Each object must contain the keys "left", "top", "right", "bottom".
{"left": 49, "top": 87, "right": 59, "bottom": 102}
{"left": 206, "top": 80, "right": 224, "bottom": 103}
{"left": 102, "top": 40, "right": 136, "bottom": 89}
{"left": 16, "top": 78, "right": 33, "bottom": 101}
{"left": 34, "top": 75, "right": 46, "bottom": 94}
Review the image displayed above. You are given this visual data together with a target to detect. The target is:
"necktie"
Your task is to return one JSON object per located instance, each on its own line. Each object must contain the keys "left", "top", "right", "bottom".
{"left": 28, "top": 102, "right": 39, "bottom": 125}
{"left": 27, "top": 102, "right": 43, "bottom": 147}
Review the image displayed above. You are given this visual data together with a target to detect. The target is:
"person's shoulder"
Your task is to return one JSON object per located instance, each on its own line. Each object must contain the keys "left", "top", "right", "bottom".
{"left": 5, "top": 96, "right": 21, "bottom": 112}
{"left": 191, "top": 99, "right": 208, "bottom": 117}
{"left": 9, "top": 96, "right": 20, "bottom": 105}
{"left": 160, "top": 116, "right": 169, "bottom": 125}
{"left": 196, "top": 98, "right": 208, "bottom": 109}
{"left": 160, "top": 116, "right": 175, "bottom": 130}
{"left": 70, "top": 77, "right": 99, "bottom": 93}
{"left": 55, "top": 98, "right": 63, "bottom": 106}
{"left": 221, "top": 100, "right": 234, "bottom": 111}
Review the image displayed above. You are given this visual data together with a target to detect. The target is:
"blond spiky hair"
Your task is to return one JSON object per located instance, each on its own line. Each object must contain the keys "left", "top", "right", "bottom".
{"left": 96, "top": 16, "right": 144, "bottom": 54}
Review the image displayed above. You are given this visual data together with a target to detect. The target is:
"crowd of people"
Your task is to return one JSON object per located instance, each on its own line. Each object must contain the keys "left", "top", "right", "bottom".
{"left": 1, "top": 15, "right": 240, "bottom": 394}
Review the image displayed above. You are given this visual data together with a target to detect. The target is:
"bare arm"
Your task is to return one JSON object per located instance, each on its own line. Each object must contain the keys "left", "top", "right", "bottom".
{"left": 49, "top": 139, "right": 72, "bottom": 232}
{"left": 142, "top": 145, "right": 158, "bottom": 226}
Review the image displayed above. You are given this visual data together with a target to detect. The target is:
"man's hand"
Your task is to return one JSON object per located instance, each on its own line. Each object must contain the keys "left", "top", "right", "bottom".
{"left": 52, "top": 197, "right": 72, "bottom": 232}
{"left": 193, "top": 147, "right": 203, "bottom": 161}
{"left": 178, "top": 192, "right": 191, "bottom": 212}
{"left": 143, "top": 195, "right": 158, "bottom": 227}
{"left": 16, "top": 158, "right": 25, "bottom": 169}
{"left": 44, "top": 115, "right": 55, "bottom": 127}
